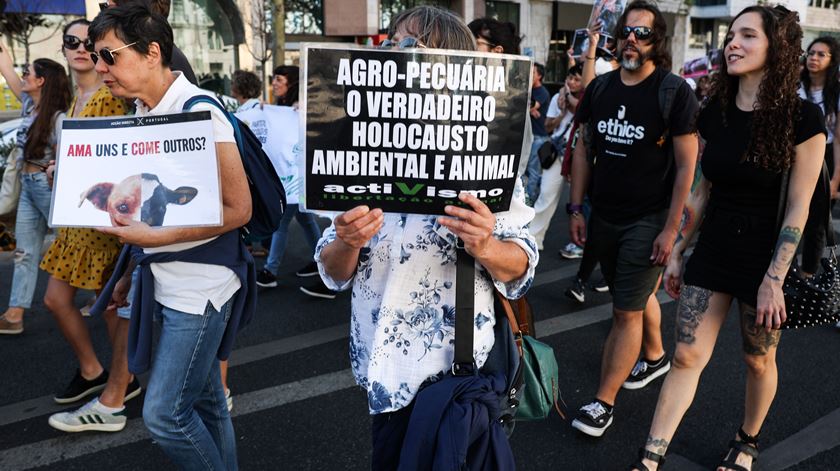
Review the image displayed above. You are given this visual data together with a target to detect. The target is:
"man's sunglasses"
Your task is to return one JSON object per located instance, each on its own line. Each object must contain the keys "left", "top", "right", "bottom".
{"left": 63, "top": 34, "right": 95, "bottom": 52}
{"left": 619, "top": 26, "right": 653, "bottom": 40}
{"left": 90, "top": 41, "right": 137, "bottom": 66}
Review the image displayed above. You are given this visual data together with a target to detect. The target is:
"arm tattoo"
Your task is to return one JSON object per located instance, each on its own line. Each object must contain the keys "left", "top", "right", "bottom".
{"left": 768, "top": 226, "right": 801, "bottom": 280}
{"left": 675, "top": 206, "right": 694, "bottom": 249}
{"left": 646, "top": 436, "right": 670, "bottom": 455}
{"left": 676, "top": 285, "right": 712, "bottom": 344}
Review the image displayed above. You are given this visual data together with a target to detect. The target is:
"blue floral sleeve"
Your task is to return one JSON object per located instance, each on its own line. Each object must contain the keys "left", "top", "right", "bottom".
{"left": 314, "top": 222, "right": 355, "bottom": 291}
{"left": 490, "top": 178, "right": 539, "bottom": 299}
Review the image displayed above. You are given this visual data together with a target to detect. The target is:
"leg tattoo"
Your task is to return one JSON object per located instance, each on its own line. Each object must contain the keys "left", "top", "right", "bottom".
{"left": 676, "top": 286, "right": 712, "bottom": 345}
{"left": 739, "top": 303, "right": 781, "bottom": 355}
{"left": 646, "top": 436, "right": 670, "bottom": 455}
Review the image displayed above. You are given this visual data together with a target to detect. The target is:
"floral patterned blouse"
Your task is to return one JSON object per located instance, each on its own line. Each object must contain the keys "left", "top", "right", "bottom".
{"left": 315, "top": 181, "right": 538, "bottom": 415}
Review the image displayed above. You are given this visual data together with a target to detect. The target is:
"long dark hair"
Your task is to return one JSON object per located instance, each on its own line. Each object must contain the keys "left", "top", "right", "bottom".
{"left": 614, "top": 0, "right": 671, "bottom": 70}
{"left": 63, "top": 17, "right": 90, "bottom": 36}
{"left": 801, "top": 36, "right": 839, "bottom": 123}
{"left": 273, "top": 65, "right": 299, "bottom": 106}
{"left": 24, "top": 59, "right": 72, "bottom": 162}
{"left": 709, "top": 5, "right": 802, "bottom": 173}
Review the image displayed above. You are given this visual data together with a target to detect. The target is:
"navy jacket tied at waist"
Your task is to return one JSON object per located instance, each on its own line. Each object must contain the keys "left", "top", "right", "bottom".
{"left": 398, "top": 372, "right": 515, "bottom": 471}
{"left": 92, "top": 230, "right": 257, "bottom": 374}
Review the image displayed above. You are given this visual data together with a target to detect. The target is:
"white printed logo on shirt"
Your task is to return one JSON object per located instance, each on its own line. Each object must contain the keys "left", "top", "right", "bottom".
{"left": 596, "top": 105, "right": 647, "bottom": 153}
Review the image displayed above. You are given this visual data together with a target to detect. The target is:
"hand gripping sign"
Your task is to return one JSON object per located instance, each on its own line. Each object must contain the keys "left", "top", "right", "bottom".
{"left": 301, "top": 44, "right": 533, "bottom": 215}
{"left": 50, "top": 112, "right": 222, "bottom": 228}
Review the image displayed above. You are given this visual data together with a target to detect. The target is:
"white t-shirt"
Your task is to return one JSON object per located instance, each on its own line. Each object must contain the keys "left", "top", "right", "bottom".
{"left": 798, "top": 85, "right": 839, "bottom": 144}
{"left": 235, "top": 103, "right": 301, "bottom": 205}
{"left": 134, "top": 72, "right": 241, "bottom": 315}
{"left": 546, "top": 92, "right": 575, "bottom": 142}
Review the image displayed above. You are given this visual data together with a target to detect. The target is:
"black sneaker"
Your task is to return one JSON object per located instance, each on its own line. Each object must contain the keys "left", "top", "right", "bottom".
{"left": 565, "top": 278, "right": 586, "bottom": 303}
{"left": 256, "top": 268, "right": 278, "bottom": 288}
{"left": 590, "top": 278, "right": 610, "bottom": 293}
{"left": 571, "top": 400, "right": 614, "bottom": 437}
{"left": 54, "top": 369, "right": 109, "bottom": 404}
{"left": 623, "top": 355, "right": 671, "bottom": 390}
{"left": 295, "top": 261, "right": 319, "bottom": 278}
{"left": 125, "top": 377, "right": 143, "bottom": 403}
{"left": 300, "top": 280, "right": 337, "bottom": 299}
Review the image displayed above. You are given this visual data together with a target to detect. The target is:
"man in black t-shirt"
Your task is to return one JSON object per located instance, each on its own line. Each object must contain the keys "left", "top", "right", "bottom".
{"left": 525, "top": 63, "right": 551, "bottom": 204}
{"left": 567, "top": 1, "right": 699, "bottom": 438}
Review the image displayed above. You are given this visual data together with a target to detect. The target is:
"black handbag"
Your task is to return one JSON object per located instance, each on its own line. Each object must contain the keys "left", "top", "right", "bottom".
{"left": 776, "top": 165, "right": 840, "bottom": 329}
{"left": 537, "top": 140, "right": 556, "bottom": 169}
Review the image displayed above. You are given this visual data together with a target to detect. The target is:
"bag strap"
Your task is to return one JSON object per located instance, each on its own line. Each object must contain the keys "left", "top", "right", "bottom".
{"left": 494, "top": 291, "right": 524, "bottom": 357}
{"left": 183, "top": 95, "right": 245, "bottom": 157}
{"left": 453, "top": 240, "right": 476, "bottom": 375}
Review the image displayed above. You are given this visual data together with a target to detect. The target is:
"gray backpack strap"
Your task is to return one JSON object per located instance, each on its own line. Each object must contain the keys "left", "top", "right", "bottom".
{"left": 585, "top": 71, "right": 617, "bottom": 165}
{"left": 657, "top": 72, "right": 684, "bottom": 185}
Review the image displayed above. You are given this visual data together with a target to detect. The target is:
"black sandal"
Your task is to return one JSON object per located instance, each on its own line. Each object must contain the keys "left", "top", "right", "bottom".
{"left": 628, "top": 447, "right": 666, "bottom": 471}
{"left": 718, "top": 427, "right": 760, "bottom": 471}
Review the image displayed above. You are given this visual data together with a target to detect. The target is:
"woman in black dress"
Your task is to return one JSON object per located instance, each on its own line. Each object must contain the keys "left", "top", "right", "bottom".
{"left": 630, "top": 6, "right": 826, "bottom": 471}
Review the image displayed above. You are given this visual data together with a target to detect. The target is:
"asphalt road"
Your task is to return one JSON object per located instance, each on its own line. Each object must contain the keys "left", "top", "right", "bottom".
{"left": 1, "top": 205, "right": 839, "bottom": 471}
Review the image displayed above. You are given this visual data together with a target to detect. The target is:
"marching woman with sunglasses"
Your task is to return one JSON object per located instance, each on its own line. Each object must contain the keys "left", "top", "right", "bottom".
{"left": 0, "top": 39, "right": 71, "bottom": 335}
{"left": 798, "top": 37, "right": 840, "bottom": 281}
{"left": 42, "top": 19, "right": 144, "bottom": 431}
{"left": 630, "top": 6, "right": 826, "bottom": 471}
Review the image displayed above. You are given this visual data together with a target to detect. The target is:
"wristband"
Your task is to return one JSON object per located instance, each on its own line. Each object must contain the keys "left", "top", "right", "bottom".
{"left": 566, "top": 203, "right": 584, "bottom": 215}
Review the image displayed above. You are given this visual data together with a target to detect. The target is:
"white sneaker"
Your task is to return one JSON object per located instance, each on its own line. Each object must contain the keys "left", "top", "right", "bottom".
{"left": 225, "top": 388, "right": 233, "bottom": 412}
{"left": 48, "top": 398, "right": 127, "bottom": 433}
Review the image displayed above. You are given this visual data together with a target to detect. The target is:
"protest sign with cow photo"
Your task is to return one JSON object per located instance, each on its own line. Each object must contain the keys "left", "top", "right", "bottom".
{"left": 49, "top": 112, "right": 222, "bottom": 228}
{"left": 301, "top": 44, "right": 532, "bottom": 215}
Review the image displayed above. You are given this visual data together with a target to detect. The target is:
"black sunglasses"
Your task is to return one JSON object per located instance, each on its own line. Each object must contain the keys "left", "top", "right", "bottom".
{"left": 63, "top": 34, "right": 95, "bottom": 52}
{"left": 90, "top": 41, "right": 137, "bottom": 66}
{"left": 619, "top": 26, "right": 653, "bottom": 40}
{"left": 98, "top": 2, "right": 109, "bottom": 11}
{"left": 21, "top": 63, "right": 31, "bottom": 78}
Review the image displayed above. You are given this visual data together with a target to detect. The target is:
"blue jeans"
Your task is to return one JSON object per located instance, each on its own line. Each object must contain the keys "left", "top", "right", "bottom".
{"left": 9, "top": 172, "right": 52, "bottom": 309}
{"left": 265, "top": 204, "right": 322, "bottom": 274}
{"left": 143, "top": 299, "right": 237, "bottom": 470}
{"left": 525, "top": 135, "right": 549, "bottom": 205}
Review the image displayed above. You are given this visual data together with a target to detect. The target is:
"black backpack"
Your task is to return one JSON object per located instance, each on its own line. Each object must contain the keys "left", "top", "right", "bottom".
{"left": 183, "top": 95, "right": 286, "bottom": 239}
{"left": 585, "top": 70, "right": 684, "bottom": 186}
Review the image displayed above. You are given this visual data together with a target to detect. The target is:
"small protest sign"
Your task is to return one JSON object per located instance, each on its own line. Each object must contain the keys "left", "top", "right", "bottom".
{"left": 582, "top": 0, "right": 628, "bottom": 57}
{"left": 301, "top": 44, "right": 532, "bottom": 215}
{"left": 50, "top": 112, "right": 222, "bottom": 228}
{"left": 571, "top": 29, "right": 611, "bottom": 59}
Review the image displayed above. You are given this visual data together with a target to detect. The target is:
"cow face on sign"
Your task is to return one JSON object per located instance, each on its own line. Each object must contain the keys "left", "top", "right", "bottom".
{"left": 80, "top": 173, "right": 198, "bottom": 227}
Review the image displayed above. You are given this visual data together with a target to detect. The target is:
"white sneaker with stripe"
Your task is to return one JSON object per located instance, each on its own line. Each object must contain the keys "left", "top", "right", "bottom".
{"left": 48, "top": 398, "right": 127, "bottom": 433}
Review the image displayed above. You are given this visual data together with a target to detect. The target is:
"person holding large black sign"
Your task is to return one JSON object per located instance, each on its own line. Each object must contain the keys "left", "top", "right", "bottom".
{"left": 568, "top": 1, "right": 699, "bottom": 438}
{"left": 315, "top": 6, "right": 537, "bottom": 469}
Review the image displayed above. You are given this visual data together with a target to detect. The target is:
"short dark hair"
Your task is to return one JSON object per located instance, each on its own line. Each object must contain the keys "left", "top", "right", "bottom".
{"left": 615, "top": 0, "right": 671, "bottom": 70}
{"left": 89, "top": 3, "right": 173, "bottom": 67}
{"left": 568, "top": 63, "right": 583, "bottom": 76}
{"left": 467, "top": 17, "right": 521, "bottom": 54}
{"left": 534, "top": 62, "right": 545, "bottom": 79}
{"left": 232, "top": 70, "right": 262, "bottom": 99}
{"left": 113, "top": 0, "right": 170, "bottom": 18}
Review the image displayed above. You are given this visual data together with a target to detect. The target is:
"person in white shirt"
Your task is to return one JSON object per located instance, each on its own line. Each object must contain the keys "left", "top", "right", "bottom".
{"left": 530, "top": 64, "right": 583, "bottom": 250}
{"left": 91, "top": 5, "right": 251, "bottom": 469}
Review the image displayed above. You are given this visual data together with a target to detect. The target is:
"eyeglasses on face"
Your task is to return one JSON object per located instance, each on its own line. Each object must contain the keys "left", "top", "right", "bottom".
{"left": 379, "top": 37, "right": 426, "bottom": 49}
{"left": 476, "top": 38, "right": 497, "bottom": 49}
{"left": 90, "top": 41, "right": 138, "bottom": 66}
{"left": 807, "top": 50, "right": 832, "bottom": 59}
{"left": 619, "top": 26, "right": 653, "bottom": 41}
{"left": 63, "top": 34, "right": 95, "bottom": 52}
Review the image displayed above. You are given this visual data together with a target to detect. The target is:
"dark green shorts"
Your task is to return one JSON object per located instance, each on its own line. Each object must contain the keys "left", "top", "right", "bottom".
{"left": 590, "top": 210, "right": 667, "bottom": 312}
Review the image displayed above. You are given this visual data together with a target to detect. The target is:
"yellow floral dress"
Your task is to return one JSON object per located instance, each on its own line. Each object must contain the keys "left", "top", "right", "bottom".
{"left": 40, "top": 86, "right": 126, "bottom": 289}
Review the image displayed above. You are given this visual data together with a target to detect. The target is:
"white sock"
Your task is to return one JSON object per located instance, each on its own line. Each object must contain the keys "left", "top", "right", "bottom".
{"left": 93, "top": 398, "right": 124, "bottom": 414}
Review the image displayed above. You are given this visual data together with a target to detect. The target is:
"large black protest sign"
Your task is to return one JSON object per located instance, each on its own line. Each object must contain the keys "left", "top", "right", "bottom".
{"left": 301, "top": 44, "right": 531, "bottom": 215}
